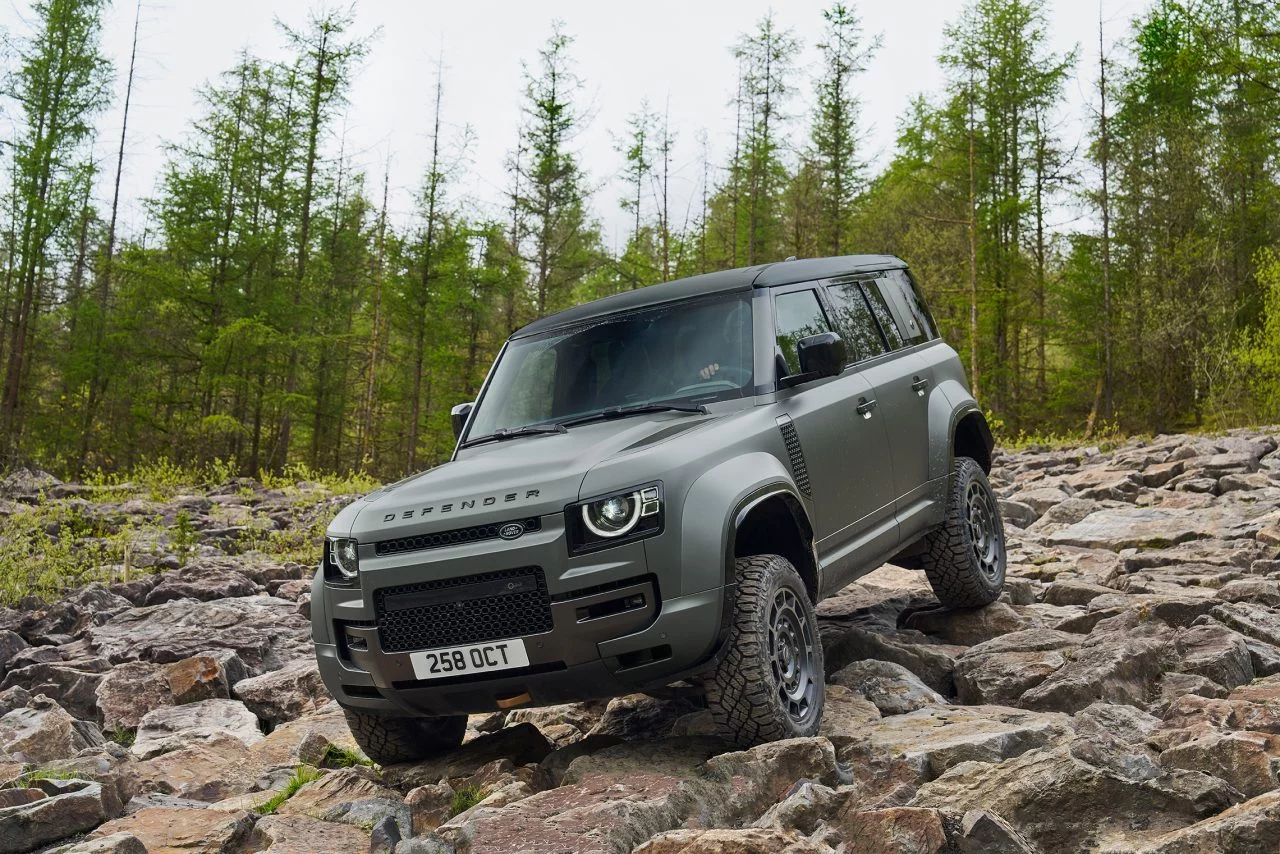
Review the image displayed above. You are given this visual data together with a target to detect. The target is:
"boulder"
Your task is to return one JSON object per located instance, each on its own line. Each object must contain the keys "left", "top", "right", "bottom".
{"left": 143, "top": 564, "right": 260, "bottom": 606}
{"left": 0, "top": 652, "right": 112, "bottom": 722}
{"left": 586, "top": 693, "right": 701, "bottom": 740}
{"left": 900, "top": 602, "right": 1030, "bottom": 646}
{"left": 231, "top": 660, "right": 327, "bottom": 726}
{"left": 832, "top": 806, "right": 947, "bottom": 854}
{"left": 247, "top": 813, "right": 370, "bottom": 853}
{"left": 914, "top": 745, "right": 1237, "bottom": 851}
{"left": 132, "top": 698, "right": 262, "bottom": 759}
{"left": 58, "top": 832, "right": 147, "bottom": 853}
{"left": 406, "top": 781, "right": 456, "bottom": 835}
{"left": 383, "top": 722, "right": 551, "bottom": 789}
{"left": 821, "top": 623, "right": 963, "bottom": 696}
{"left": 952, "top": 629, "right": 1080, "bottom": 706}
{"left": 167, "top": 650, "right": 247, "bottom": 704}
{"left": 131, "top": 732, "right": 267, "bottom": 802}
{"left": 1158, "top": 730, "right": 1280, "bottom": 798}
{"left": 837, "top": 705, "right": 1073, "bottom": 797}
{"left": 0, "top": 694, "right": 103, "bottom": 763}
{"left": 0, "top": 779, "right": 117, "bottom": 854}
{"left": 1019, "top": 621, "right": 1179, "bottom": 713}
{"left": 96, "top": 661, "right": 174, "bottom": 731}
{"left": 1108, "top": 790, "right": 1280, "bottom": 853}
{"left": 635, "top": 827, "right": 829, "bottom": 853}
{"left": 87, "top": 596, "right": 311, "bottom": 674}
{"left": 829, "top": 659, "right": 945, "bottom": 716}
{"left": 89, "top": 806, "right": 255, "bottom": 853}
{"left": 1047, "top": 506, "right": 1262, "bottom": 550}
{"left": 0, "top": 633, "right": 27, "bottom": 680}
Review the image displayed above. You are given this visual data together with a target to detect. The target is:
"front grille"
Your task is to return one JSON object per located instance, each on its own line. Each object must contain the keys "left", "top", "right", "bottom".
{"left": 373, "top": 567, "right": 553, "bottom": 653}
{"left": 374, "top": 517, "right": 541, "bottom": 556}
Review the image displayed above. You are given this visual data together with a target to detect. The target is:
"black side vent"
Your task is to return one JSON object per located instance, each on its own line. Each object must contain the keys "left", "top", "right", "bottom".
{"left": 776, "top": 415, "right": 811, "bottom": 495}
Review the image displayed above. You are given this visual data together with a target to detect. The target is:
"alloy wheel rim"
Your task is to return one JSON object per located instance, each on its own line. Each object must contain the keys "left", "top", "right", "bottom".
{"left": 768, "top": 587, "right": 818, "bottom": 725}
{"left": 966, "top": 480, "right": 1003, "bottom": 581}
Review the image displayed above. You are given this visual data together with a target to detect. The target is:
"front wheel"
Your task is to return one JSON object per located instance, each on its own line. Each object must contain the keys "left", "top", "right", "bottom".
{"left": 920, "top": 456, "right": 1006, "bottom": 607}
{"left": 704, "top": 554, "right": 824, "bottom": 747}
{"left": 341, "top": 707, "right": 466, "bottom": 766}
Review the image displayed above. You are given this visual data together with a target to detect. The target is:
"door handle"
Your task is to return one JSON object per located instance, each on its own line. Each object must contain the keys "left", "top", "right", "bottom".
{"left": 856, "top": 397, "right": 877, "bottom": 419}
{"left": 911, "top": 377, "right": 929, "bottom": 397}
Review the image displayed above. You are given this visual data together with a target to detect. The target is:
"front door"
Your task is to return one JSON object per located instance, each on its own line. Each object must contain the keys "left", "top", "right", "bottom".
{"left": 770, "top": 285, "right": 898, "bottom": 594}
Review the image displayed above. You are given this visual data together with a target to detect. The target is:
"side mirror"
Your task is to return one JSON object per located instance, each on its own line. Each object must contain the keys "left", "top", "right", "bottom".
{"left": 797, "top": 332, "right": 846, "bottom": 379}
{"left": 450, "top": 402, "right": 475, "bottom": 440}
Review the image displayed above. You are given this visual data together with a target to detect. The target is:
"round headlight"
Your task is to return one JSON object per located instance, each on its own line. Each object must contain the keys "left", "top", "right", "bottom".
{"left": 330, "top": 538, "right": 360, "bottom": 579}
{"left": 582, "top": 492, "right": 641, "bottom": 538}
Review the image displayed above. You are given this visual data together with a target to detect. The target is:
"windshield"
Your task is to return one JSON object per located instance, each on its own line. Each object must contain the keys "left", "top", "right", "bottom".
{"left": 466, "top": 292, "right": 755, "bottom": 438}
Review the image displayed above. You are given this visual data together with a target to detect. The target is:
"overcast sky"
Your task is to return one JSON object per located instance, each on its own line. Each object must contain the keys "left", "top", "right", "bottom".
{"left": 3, "top": 0, "right": 1148, "bottom": 248}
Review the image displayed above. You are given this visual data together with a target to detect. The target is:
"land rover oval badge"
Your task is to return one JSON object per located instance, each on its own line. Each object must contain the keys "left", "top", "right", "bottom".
{"left": 498, "top": 522, "right": 525, "bottom": 540}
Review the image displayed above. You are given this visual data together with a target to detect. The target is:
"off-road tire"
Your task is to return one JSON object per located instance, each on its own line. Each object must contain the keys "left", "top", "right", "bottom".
{"left": 341, "top": 708, "right": 466, "bottom": 766}
{"left": 705, "top": 554, "right": 824, "bottom": 747}
{"left": 921, "top": 456, "right": 1006, "bottom": 607}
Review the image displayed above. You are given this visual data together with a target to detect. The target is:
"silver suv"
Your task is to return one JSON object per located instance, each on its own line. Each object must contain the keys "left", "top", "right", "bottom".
{"left": 312, "top": 255, "right": 1005, "bottom": 762}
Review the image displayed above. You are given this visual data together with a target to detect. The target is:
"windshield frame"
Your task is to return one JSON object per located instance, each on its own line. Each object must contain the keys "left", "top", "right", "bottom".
{"left": 458, "top": 290, "right": 757, "bottom": 447}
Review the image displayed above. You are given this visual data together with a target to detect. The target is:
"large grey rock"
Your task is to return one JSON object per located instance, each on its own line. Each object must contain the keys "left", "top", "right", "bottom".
{"left": 132, "top": 698, "right": 262, "bottom": 759}
{"left": 0, "top": 694, "right": 103, "bottom": 763}
{"left": 87, "top": 595, "right": 311, "bottom": 673}
{"left": 0, "top": 780, "right": 116, "bottom": 854}
{"left": 89, "top": 806, "right": 255, "bottom": 852}
{"left": 911, "top": 745, "right": 1238, "bottom": 852}
{"left": 143, "top": 563, "right": 260, "bottom": 606}
{"left": 1048, "top": 506, "right": 1265, "bottom": 550}
{"left": 829, "top": 659, "right": 945, "bottom": 716}
{"left": 952, "top": 629, "right": 1080, "bottom": 706}
{"left": 0, "top": 651, "right": 112, "bottom": 722}
{"left": 231, "top": 659, "right": 327, "bottom": 726}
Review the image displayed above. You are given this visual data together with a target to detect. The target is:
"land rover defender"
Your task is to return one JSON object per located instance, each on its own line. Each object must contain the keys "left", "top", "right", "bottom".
{"left": 312, "top": 255, "right": 1005, "bottom": 762}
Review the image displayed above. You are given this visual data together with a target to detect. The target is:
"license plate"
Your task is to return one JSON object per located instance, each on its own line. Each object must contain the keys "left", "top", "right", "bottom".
{"left": 409, "top": 638, "right": 530, "bottom": 681}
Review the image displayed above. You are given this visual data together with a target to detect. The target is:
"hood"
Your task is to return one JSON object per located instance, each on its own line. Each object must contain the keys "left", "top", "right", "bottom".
{"left": 338, "top": 413, "right": 714, "bottom": 541}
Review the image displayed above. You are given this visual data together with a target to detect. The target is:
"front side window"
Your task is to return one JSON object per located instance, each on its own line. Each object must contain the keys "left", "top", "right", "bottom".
{"left": 466, "top": 292, "right": 754, "bottom": 437}
{"left": 825, "top": 283, "right": 887, "bottom": 364}
{"left": 774, "top": 289, "right": 832, "bottom": 375}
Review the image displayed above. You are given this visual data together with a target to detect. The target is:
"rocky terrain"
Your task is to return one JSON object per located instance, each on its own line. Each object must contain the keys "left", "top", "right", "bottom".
{"left": 2, "top": 429, "right": 1280, "bottom": 852}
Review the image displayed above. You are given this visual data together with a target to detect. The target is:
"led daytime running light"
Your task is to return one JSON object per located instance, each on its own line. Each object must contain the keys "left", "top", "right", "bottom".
{"left": 582, "top": 492, "right": 642, "bottom": 538}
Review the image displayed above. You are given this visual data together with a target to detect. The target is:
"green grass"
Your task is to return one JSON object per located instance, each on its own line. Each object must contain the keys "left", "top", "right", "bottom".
{"left": 0, "top": 458, "right": 381, "bottom": 606}
{"left": 449, "top": 784, "right": 484, "bottom": 817}
{"left": 320, "top": 744, "right": 372, "bottom": 768}
{"left": 5, "top": 768, "right": 82, "bottom": 789}
{"left": 106, "top": 727, "right": 136, "bottom": 748}
{"left": 254, "top": 765, "right": 322, "bottom": 816}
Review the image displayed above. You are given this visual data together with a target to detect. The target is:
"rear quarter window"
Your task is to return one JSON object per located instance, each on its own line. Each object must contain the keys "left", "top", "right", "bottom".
{"left": 879, "top": 270, "right": 938, "bottom": 344}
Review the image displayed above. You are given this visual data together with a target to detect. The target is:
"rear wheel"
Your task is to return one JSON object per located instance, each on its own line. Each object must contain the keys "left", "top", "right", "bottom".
{"left": 921, "top": 456, "right": 1006, "bottom": 607}
{"left": 705, "top": 554, "right": 824, "bottom": 747}
{"left": 341, "top": 708, "right": 466, "bottom": 766}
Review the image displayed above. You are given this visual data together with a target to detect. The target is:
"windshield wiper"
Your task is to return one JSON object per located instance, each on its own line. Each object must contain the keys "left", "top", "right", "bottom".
{"left": 559, "top": 403, "right": 708, "bottom": 429}
{"left": 458, "top": 423, "right": 567, "bottom": 449}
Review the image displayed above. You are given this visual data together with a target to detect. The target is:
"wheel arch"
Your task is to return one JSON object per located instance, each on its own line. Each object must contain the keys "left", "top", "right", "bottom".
{"left": 951, "top": 407, "right": 994, "bottom": 474}
{"left": 730, "top": 487, "right": 819, "bottom": 602}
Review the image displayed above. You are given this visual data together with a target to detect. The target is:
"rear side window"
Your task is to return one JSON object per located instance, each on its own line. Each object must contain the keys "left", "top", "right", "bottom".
{"left": 824, "top": 283, "right": 887, "bottom": 364}
{"left": 878, "top": 270, "right": 938, "bottom": 344}
{"left": 774, "top": 290, "right": 831, "bottom": 375}
{"left": 860, "top": 283, "right": 905, "bottom": 350}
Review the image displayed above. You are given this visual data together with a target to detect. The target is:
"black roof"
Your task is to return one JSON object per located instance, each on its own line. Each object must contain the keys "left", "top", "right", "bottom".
{"left": 512, "top": 254, "right": 907, "bottom": 339}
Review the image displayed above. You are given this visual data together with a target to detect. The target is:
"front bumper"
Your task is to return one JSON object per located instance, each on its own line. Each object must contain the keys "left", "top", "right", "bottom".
{"left": 313, "top": 514, "right": 723, "bottom": 716}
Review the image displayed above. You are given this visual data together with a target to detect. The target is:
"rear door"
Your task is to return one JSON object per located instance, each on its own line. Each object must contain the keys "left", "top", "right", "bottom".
{"left": 862, "top": 270, "right": 944, "bottom": 541}
{"left": 770, "top": 284, "right": 898, "bottom": 592}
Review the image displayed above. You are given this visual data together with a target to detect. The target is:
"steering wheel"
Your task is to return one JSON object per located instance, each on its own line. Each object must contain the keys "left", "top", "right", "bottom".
{"left": 704, "top": 365, "right": 752, "bottom": 386}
